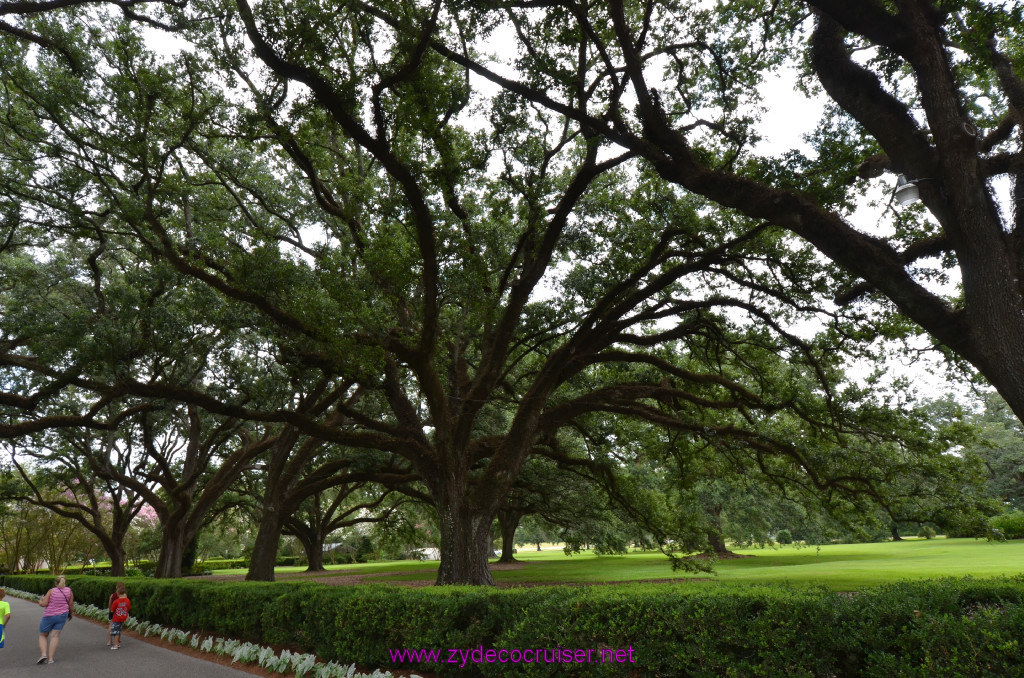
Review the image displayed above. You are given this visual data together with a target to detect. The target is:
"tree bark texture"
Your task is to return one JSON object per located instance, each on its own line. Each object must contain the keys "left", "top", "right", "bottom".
{"left": 496, "top": 510, "right": 522, "bottom": 564}
{"left": 155, "top": 525, "right": 187, "bottom": 579}
{"left": 246, "top": 507, "right": 283, "bottom": 581}
{"left": 102, "top": 540, "right": 127, "bottom": 577}
{"left": 304, "top": 539, "right": 326, "bottom": 572}
{"left": 434, "top": 473, "right": 496, "bottom": 586}
{"left": 891, "top": 524, "right": 903, "bottom": 542}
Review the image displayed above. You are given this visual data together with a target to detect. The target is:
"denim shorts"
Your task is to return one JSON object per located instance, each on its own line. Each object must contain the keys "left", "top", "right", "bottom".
{"left": 39, "top": 614, "right": 68, "bottom": 633}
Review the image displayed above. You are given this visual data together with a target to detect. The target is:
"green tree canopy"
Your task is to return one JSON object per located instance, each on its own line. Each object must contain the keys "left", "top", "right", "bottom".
{"left": 0, "top": 1, "right": 1005, "bottom": 584}
{"left": 416, "top": 0, "right": 1024, "bottom": 424}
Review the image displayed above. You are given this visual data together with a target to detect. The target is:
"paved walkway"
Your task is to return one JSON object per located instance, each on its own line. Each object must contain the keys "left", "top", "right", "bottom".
{"left": 0, "top": 595, "right": 254, "bottom": 677}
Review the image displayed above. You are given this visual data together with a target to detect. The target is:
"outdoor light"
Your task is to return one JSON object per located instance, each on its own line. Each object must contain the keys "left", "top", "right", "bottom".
{"left": 894, "top": 174, "right": 922, "bottom": 206}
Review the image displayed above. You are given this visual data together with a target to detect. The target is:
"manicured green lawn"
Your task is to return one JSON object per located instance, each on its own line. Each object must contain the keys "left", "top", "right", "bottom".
{"left": 212, "top": 558, "right": 440, "bottom": 577}
{"left": 715, "top": 537, "right": 1024, "bottom": 588}
{"left": 212, "top": 538, "right": 1024, "bottom": 590}
{"left": 211, "top": 540, "right": 1024, "bottom": 594}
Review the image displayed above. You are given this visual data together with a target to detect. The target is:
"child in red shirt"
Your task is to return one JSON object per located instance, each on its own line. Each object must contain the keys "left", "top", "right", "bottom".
{"left": 108, "top": 582, "right": 131, "bottom": 649}
{"left": 106, "top": 585, "right": 118, "bottom": 646}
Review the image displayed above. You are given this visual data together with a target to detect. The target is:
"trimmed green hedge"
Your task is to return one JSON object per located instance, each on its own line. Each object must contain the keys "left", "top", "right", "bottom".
{"left": 4, "top": 574, "right": 1024, "bottom": 676}
{"left": 198, "top": 558, "right": 248, "bottom": 570}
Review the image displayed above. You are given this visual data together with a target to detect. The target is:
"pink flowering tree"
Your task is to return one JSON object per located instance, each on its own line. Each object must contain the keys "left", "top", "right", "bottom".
{"left": 10, "top": 421, "right": 152, "bottom": 576}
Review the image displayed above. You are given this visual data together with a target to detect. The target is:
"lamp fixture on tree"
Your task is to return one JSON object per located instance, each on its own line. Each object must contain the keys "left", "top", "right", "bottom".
{"left": 894, "top": 174, "right": 922, "bottom": 206}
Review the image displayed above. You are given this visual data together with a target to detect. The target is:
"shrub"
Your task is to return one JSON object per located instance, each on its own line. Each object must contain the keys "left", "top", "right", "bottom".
{"left": 198, "top": 558, "right": 248, "bottom": 570}
{"left": 917, "top": 525, "right": 937, "bottom": 539}
{"left": 136, "top": 562, "right": 158, "bottom": 576}
{"left": 990, "top": 511, "right": 1024, "bottom": 540}
{"left": 775, "top": 529, "right": 793, "bottom": 545}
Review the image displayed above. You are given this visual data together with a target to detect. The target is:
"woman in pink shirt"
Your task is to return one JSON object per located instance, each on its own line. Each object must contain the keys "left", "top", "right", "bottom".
{"left": 36, "top": 575, "right": 74, "bottom": 664}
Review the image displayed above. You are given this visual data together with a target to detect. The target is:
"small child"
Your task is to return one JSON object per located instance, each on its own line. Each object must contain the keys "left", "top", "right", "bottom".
{"left": 106, "top": 585, "right": 118, "bottom": 645}
{"left": 108, "top": 582, "right": 131, "bottom": 650}
{"left": 0, "top": 588, "right": 10, "bottom": 649}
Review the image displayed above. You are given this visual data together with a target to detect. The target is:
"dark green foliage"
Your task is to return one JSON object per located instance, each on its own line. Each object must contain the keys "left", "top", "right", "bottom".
{"left": 198, "top": 558, "right": 248, "bottom": 570}
{"left": 322, "top": 536, "right": 377, "bottom": 564}
{"left": 6, "top": 575, "right": 1024, "bottom": 676}
{"left": 965, "top": 394, "right": 1024, "bottom": 511}
{"left": 134, "top": 562, "right": 158, "bottom": 576}
{"left": 775, "top": 529, "right": 793, "bottom": 545}
{"left": 990, "top": 512, "right": 1024, "bottom": 540}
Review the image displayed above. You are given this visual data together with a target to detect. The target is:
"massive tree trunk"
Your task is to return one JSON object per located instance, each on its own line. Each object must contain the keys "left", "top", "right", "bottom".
{"left": 496, "top": 509, "right": 522, "bottom": 564}
{"left": 247, "top": 507, "right": 284, "bottom": 581}
{"left": 155, "top": 519, "right": 187, "bottom": 578}
{"left": 95, "top": 531, "right": 128, "bottom": 577}
{"left": 154, "top": 503, "right": 202, "bottom": 578}
{"left": 436, "top": 509, "right": 495, "bottom": 585}
{"left": 707, "top": 531, "right": 731, "bottom": 556}
{"left": 245, "top": 428, "right": 304, "bottom": 581}
{"left": 304, "top": 536, "right": 326, "bottom": 572}
{"left": 181, "top": 535, "right": 199, "bottom": 574}
{"left": 434, "top": 473, "right": 496, "bottom": 585}
{"left": 289, "top": 524, "right": 328, "bottom": 571}
{"left": 704, "top": 504, "right": 734, "bottom": 556}
{"left": 105, "top": 542, "right": 127, "bottom": 576}
{"left": 108, "top": 552, "right": 125, "bottom": 576}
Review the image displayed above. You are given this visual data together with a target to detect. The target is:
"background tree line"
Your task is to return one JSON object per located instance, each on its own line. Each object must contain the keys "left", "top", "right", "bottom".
{"left": 4, "top": 393, "right": 1021, "bottom": 576}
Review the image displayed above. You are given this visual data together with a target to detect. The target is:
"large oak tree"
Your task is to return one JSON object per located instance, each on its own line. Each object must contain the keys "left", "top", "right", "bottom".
{"left": 0, "top": 1, "right": 998, "bottom": 584}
